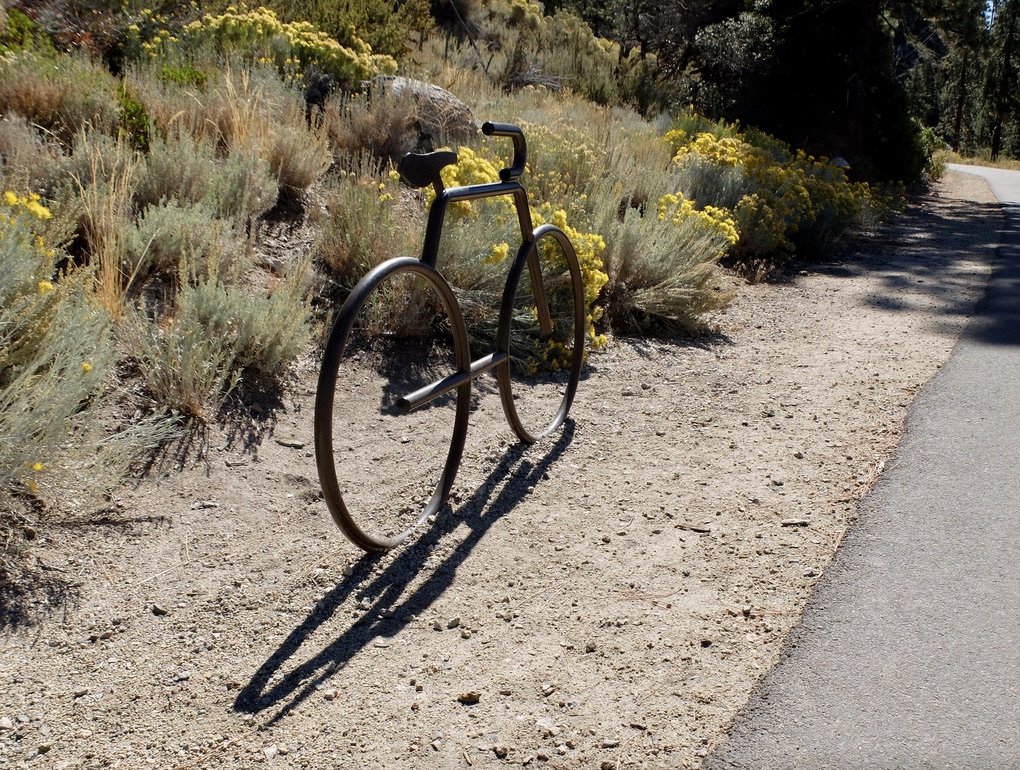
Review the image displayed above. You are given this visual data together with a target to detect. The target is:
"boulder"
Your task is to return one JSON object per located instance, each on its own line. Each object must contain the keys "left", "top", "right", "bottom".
{"left": 364, "top": 76, "right": 478, "bottom": 152}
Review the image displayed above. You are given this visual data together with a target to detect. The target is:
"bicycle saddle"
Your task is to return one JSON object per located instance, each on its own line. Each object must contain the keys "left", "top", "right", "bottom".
{"left": 398, "top": 150, "right": 458, "bottom": 190}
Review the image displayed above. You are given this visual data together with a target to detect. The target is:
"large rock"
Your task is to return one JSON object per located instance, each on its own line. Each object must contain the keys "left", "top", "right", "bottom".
{"left": 364, "top": 76, "right": 478, "bottom": 151}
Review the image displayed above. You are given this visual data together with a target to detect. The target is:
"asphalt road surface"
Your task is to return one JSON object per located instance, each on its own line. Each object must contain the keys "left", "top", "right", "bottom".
{"left": 705, "top": 165, "right": 1020, "bottom": 770}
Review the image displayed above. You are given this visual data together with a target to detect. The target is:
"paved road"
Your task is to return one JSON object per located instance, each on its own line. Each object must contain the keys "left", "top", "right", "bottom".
{"left": 705, "top": 165, "right": 1020, "bottom": 770}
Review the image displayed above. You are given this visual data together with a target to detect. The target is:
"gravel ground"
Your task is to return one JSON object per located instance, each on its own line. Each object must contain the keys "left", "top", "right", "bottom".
{"left": 0, "top": 170, "right": 1002, "bottom": 770}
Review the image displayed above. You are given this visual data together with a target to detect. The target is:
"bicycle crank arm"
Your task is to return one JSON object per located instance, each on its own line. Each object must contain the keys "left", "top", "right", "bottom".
{"left": 397, "top": 352, "right": 509, "bottom": 412}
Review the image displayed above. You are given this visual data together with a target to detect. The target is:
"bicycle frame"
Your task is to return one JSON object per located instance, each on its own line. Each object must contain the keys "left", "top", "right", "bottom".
{"left": 396, "top": 125, "right": 558, "bottom": 414}
{"left": 314, "top": 120, "right": 586, "bottom": 550}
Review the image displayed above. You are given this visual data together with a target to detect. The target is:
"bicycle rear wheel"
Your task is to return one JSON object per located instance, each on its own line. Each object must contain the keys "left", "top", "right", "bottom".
{"left": 314, "top": 258, "right": 471, "bottom": 552}
{"left": 497, "top": 224, "right": 585, "bottom": 443}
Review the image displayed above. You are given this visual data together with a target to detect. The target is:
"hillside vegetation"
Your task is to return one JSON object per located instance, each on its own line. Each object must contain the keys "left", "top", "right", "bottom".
{"left": 1, "top": 0, "right": 925, "bottom": 565}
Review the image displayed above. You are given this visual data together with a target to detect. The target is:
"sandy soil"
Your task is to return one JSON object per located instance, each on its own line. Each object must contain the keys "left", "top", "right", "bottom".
{"left": 0, "top": 170, "right": 1003, "bottom": 769}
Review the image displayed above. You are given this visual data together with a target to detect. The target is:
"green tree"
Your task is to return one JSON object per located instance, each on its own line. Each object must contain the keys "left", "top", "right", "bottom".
{"left": 738, "top": 0, "right": 925, "bottom": 180}
{"left": 985, "top": 0, "right": 1020, "bottom": 158}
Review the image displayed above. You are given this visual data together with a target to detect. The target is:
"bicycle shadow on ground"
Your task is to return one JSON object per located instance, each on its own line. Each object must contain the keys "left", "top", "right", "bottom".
{"left": 232, "top": 422, "right": 575, "bottom": 723}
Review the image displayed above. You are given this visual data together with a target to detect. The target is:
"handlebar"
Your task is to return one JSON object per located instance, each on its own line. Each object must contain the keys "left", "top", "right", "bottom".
{"left": 482, "top": 121, "right": 526, "bottom": 183}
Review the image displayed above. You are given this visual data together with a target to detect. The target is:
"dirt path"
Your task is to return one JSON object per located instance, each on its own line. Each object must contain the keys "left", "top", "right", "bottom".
{"left": 0, "top": 171, "right": 1002, "bottom": 769}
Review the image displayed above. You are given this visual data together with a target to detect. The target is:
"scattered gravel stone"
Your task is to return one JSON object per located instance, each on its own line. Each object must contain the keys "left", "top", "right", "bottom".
{"left": 151, "top": 603, "right": 168, "bottom": 617}
{"left": 585, "top": 641, "right": 597, "bottom": 653}
{"left": 0, "top": 717, "right": 13, "bottom": 730}
{"left": 781, "top": 518, "right": 810, "bottom": 527}
{"left": 536, "top": 717, "right": 559, "bottom": 737}
{"left": 274, "top": 438, "right": 305, "bottom": 449}
{"left": 446, "top": 617, "right": 461, "bottom": 629}
{"left": 601, "top": 738, "right": 621, "bottom": 748}
{"left": 457, "top": 691, "right": 481, "bottom": 705}
{"left": 492, "top": 745, "right": 509, "bottom": 759}
{"left": 263, "top": 745, "right": 279, "bottom": 759}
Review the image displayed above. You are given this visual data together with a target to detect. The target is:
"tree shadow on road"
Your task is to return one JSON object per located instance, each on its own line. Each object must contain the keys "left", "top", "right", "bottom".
{"left": 233, "top": 422, "right": 575, "bottom": 723}
{"left": 797, "top": 186, "right": 1006, "bottom": 340}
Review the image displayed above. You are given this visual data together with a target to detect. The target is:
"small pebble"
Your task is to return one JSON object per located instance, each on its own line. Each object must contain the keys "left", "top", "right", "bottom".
{"left": 151, "top": 603, "right": 168, "bottom": 617}
{"left": 601, "top": 738, "right": 621, "bottom": 748}
{"left": 457, "top": 691, "right": 481, "bottom": 705}
{"left": 446, "top": 617, "right": 461, "bottom": 630}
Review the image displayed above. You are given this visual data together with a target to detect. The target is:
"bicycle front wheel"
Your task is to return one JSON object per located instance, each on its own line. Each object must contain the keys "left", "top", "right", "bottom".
{"left": 496, "top": 224, "right": 586, "bottom": 444}
{"left": 314, "top": 258, "right": 471, "bottom": 552}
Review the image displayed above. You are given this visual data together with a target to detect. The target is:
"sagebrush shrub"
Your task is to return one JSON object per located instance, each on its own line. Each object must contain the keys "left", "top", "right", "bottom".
{"left": 128, "top": 263, "right": 312, "bottom": 417}
{"left": 134, "top": 130, "right": 218, "bottom": 210}
{"left": 205, "top": 145, "right": 279, "bottom": 223}
{"left": 0, "top": 115, "right": 64, "bottom": 191}
{"left": 128, "top": 200, "right": 248, "bottom": 280}
{"left": 598, "top": 194, "right": 733, "bottom": 335}
{"left": 314, "top": 159, "right": 417, "bottom": 283}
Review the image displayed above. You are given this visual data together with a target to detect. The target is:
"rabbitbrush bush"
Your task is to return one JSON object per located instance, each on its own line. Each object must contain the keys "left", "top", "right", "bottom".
{"left": 125, "top": 6, "right": 397, "bottom": 89}
{"left": 0, "top": 191, "right": 173, "bottom": 506}
{"left": 664, "top": 127, "right": 876, "bottom": 272}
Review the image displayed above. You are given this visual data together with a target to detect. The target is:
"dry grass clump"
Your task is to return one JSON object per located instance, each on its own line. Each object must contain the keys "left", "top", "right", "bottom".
{"left": 266, "top": 100, "right": 331, "bottom": 194}
{"left": 320, "top": 89, "right": 418, "bottom": 163}
{"left": 71, "top": 136, "right": 141, "bottom": 320}
{"left": 0, "top": 52, "right": 120, "bottom": 145}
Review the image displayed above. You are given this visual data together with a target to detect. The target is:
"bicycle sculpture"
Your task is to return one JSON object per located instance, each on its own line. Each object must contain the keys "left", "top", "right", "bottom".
{"left": 314, "top": 122, "right": 585, "bottom": 552}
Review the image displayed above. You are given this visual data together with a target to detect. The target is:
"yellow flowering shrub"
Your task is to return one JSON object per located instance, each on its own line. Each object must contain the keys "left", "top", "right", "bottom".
{"left": 422, "top": 148, "right": 610, "bottom": 364}
{"left": 432, "top": 145, "right": 513, "bottom": 219}
{"left": 668, "top": 129, "right": 874, "bottom": 268}
{"left": 656, "top": 192, "right": 739, "bottom": 255}
{"left": 135, "top": 6, "right": 397, "bottom": 87}
{"left": 0, "top": 191, "right": 113, "bottom": 497}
